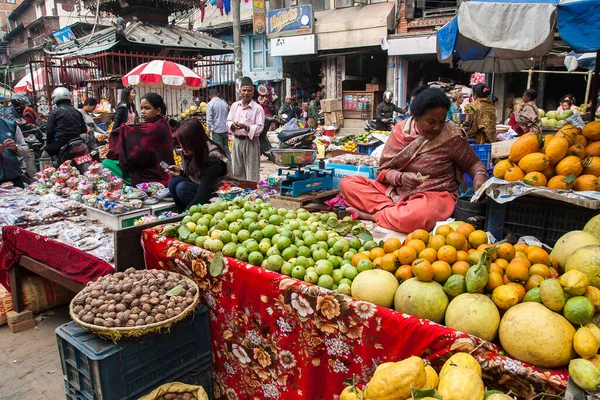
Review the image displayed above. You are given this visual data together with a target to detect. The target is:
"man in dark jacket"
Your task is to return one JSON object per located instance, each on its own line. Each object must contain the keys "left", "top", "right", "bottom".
{"left": 0, "top": 117, "right": 29, "bottom": 188}
{"left": 375, "top": 91, "right": 405, "bottom": 131}
{"left": 42, "top": 87, "right": 86, "bottom": 157}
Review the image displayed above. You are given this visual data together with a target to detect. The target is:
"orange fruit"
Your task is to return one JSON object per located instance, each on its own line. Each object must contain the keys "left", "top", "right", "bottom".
{"left": 380, "top": 253, "right": 400, "bottom": 273}
{"left": 529, "top": 263, "right": 551, "bottom": 279}
{"left": 477, "top": 244, "right": 496, "bottom": 260}
{"left": 451, "top": 261, "right": 470, "bottom": 276}
{"left": 456, "top": 250, "right": 469, "bottom": 262}
{"left": 486, "top": 271, "right": 504, "bottom": 292}
{"left": 438, "top": 245, "right": 458, "bottom": 264}
{"left": 467, "top": 249, "right": 477, "bottom": 255}
{"left": 527, "top": 247, "right": 549, "bottom": 265}
{"left": 435, "top": 225, "right": 454, "bottom": 237}
{"left": 352, "top": 252, "right": 369, "bottom": 267}
{"left": 506, "top": 259, "right": 530, "bottom": 283}
{"left": 496, "top": 243, "right": 516, "bottom": 262}
{"left": 428, "top": 235, "right": 446, "bottom": 251}
{"left": 373, "top": 257, "right": 382, "bottom": 269}
{"left": 395, "top": 246, "right": 417, "bottom": 266}
{"left": 495, "top": 258, "right": 509, "bottom": 270}
{"left": 369, "top": 247, "right": 385, "bottom": 261}
{"left": 383, "top": 238, "right": 402, "bottom": 254}
{"left": 524, "top": 245, "right": 538, "bottom": 255}
{"left": 395, "top": 265, "right": 413, "bottom": 282}
{"left": 490, "top": 262, "right": 504, "bottom": 275}
{"left": 419, "top": 248, "right": 438, "bottom": 264}
{"left": 524, "top": 274, "right": 545, "bottom": 291}
{"left": 503, "top": 274, "right": 510, "bottom": 284}
{"left": 411, "top": 229, "right": 431, "bottom": 244}
{"left": 505, "top": 282, "right": 526, "bottom": 302}
{"left": 405, "top": 239, "right": 426, "bottom": 255}
{"left": 446, "top": 232, "right": 467, "bottom": 251}
{"left": 455, "top": 223, "right": 476, "bottom": 239}
{"left": 549, "top": 267, "right": 559, "bottom": 277}
{"left": 549, "top": 256, "right": 559, "bottom": 269}
{"left": 412, "top": 259, "right": 434, "bottom": 282}
{"left": 468, "top": 230, "right": 488, "bottom": 248}
{"left": 404, "top": 233, "right": 414, "bottom": 243}
{"left": 431, "top": 261, "right": 452, "bottom": 283}
{"left": 514, "top": 243, "right": 528, "bottom": 253}
{"left": 462, "top": 241, "right": 470, "bottom": 252}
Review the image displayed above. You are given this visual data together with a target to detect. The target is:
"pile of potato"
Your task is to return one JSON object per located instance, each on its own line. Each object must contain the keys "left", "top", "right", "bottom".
{"left": 156, "top": 393, "right": 198, "bottom": 400}
{"left": 72, "top": 268, "right": 197, "bottom": 328}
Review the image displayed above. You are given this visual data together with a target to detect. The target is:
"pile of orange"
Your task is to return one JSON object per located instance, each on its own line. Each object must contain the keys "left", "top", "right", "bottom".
{"left": 350, "top": 222, "right": 558, "bottom": 311}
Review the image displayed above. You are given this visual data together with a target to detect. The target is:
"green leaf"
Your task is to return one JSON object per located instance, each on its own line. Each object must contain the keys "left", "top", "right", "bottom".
{"left": 343, "top": 378, "right": 354, "bottom": 387}
{"left": 178, "top": 225, "right": 190, "bottom": 240}
{"left": 210, "top": 252, "right": 224, "bottom": 277}
{"left": 565, "top": 174, "right": 577, "bottom": 185}
{"left": 358, "top": 232, "right": 373, "bottom": 242}
{"left": 166, "top": 284, "right": 183, "bottom": 296}
{"left": 411, "top": 388, "right": 442, "bottom": 400}
{"left": 523, "top": 179, "right": 534, "bottom": 185}
{"left": 162, "top": 225, "right": 177, "bottom": 237}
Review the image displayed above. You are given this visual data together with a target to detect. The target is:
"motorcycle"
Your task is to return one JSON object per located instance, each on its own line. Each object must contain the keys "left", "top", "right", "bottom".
{"left": 365, "top": 114, "right": 404, "bottom": 132}
{"left": 277, "top": 126, "right": 316, "bottom": 150}
{"left": 54, "top": 137, "right": 99, "bottom": 173}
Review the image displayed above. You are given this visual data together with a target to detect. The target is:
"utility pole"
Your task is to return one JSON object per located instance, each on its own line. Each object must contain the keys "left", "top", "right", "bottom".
{"left": 232, "top": 0, "right": 243, "bottom": 99}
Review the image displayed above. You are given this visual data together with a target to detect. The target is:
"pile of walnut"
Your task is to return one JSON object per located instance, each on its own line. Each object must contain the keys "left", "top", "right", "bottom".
{"left": 72, "top": 268, "right": 197, "bottom": 328}
{"left": 156, "top": 393, "right": 198, "bottom": 400}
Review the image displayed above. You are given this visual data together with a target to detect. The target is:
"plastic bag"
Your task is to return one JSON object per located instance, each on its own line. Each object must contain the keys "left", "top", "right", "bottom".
{"left": 138, "top": 382, "right": 209, "bottom": 400}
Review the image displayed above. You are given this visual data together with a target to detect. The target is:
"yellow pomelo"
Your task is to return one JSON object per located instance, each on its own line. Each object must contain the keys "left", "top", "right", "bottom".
{"left": 394, "top": 278, "right": 449, "bottom": 323}
{"left": 438, "top": 366, "right": 484, "bottom": 400}
{"left": 550, "top": 231, "right": 600, "bottom": 272}
{"left": 444, "top": 293, "right": 500, "bottom": 342}
{"left": 499, "top": 302, "right": 576, "bottom": 368}
{"left": 440, "top": 352, "right": 482, "bottom": 378}
{"left": 565, "top": 245, "right": 600, "bottom": 288}
{"left": 351, "top": 269, "right": 399, "bottom": 308}
{"left": 584, "top": 214, "right": 600, "bottom": 241}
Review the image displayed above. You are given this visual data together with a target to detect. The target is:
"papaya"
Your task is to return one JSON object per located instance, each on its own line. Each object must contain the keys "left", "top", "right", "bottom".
{"left": 555, "top": 155, "right": 583, "bottom": 176}
{"left": 542, "top": 133, "right": 555, "bottom": 151}
{"left": 583, "top": 121, "right": 600, "bottom": 141}
{"left": 547, "top": 174, "right": 575, "bottom": 190}
{"left": 576, "top": 135, "right": 589, "bottom": 148}
{"left": 439, "top": 352, "right": 482, "bottom": 378}
{"left": 523, "top": 171, "right": 547, "bottom": 186}
{"left": 586, "top": 141, "right": 600, "bottom": 157}
{"left": 569, "top": 359, "right": 600, "bottom": 392}
{"left": 583, "top": 156, "right": 600, "bottom": 176}
{"left": 574, "top": 326, "right": 599, "bottom": 359}
{"left": 518, "top": 152, "right": 550, "bottom": 172}
{"left": 438, "top": 367, "right": 484, "bottom": 400}
{"left": 493, "top": 160, "right": 514, "bottom": 179}
{"left": 504, "top": 166, "right": 525, "bottom": 182}
{"left": 556, "top": 124, "right": 581, "bottom": 145}
{"left": 544, "top": 137, "right": 570, "bottom": 164}
{"left": 540, "top": 278, "right": 566, "bottom": 312}
{"left": 509, "top": 133, "right": 541, "bottom": 163}
{"left": 541, "top": 164, "right": 556, "bottom": 180}
{"left": 569, "top": 143, "right": 587, "bottom": 159}
{"left": 573, "top": 174, "right": 600, "bottom": 191}
{"left": 363, "top": 356, "right": 427, "bottom": 400}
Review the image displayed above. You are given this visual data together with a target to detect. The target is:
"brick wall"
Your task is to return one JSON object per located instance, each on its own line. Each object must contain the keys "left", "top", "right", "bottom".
{"left": 0, "top": 0, "right": 20, "bottom": 33}
{"left": 396, "top": 0, "right": 452, "bottom": 35}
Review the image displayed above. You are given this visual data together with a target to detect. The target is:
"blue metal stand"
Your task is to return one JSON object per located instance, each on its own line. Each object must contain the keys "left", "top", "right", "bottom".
{"left": 278, "top": 166, "right": 334, "bottom": 197}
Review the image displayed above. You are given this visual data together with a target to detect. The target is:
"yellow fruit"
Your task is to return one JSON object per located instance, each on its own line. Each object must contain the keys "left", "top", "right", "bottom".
{"left": 428, "top": 235, "right": 446, "bottom": 251}
{"left": 383, "top": 238, "right": 402, "bottom": 254}
{"left": 559, "top": 269, "right": 590, "bottom": 296}
{"left": 468, "top": 230, "right": 488, "bottom": 248}
{"left": 486, "top": 395, "right": 514, "bottom": 400}
{"left": 556, "top": 155, "right": 584, "bottom": 176}
{"left": 444, "top": 293, "right": 500, "bottom": 341}
{"left": 499, "top": 302, "right": 576, "bottom": 368}
{"left": 547, "top": 174, "right": 575, "bottom": 190}
{"left": 589, "top": 354, "right": 600, "bottom": 370}
{"left": 544, "top": 137, "right": 570, "bottom": 164}
{"left": 576, "top": 135, "right": 589, "bottom": 148}
{"left": 492, "top": 285, "right": 519, "bottom": 310}
{"left": 523, "top": 171, "right": 547, "bottom": 186}
{"left": 540, "top": 278, "right": 566, "bottom": 312}
{"left": 394, "top": 278, "right": 448, "bottom": 323}
{"left": 583, "top": 156, "right": 600, "bottom": 176}
{"left": 380, "top": 253, "right": 400, "bottom": 273}
{"left": 504, "top": 166, "right": 525, "bottom": 182}
{"left": 574, "top": 174, "right": 600, "bottom": 191}
{"left": 435, "top": 224, "right": 454, "bottom": 237}
{"left": 395, "top": 246, "right": 417, "bottom": 265}
{"left": 574, "top": 326, "right": 599, "bottom": 359}
{"left": 438, "top": 366, "right": 485, "bottom": 400}
{"left": 340, "top": 385, "right": 362, "bottom": 400}
{"left": 431, "top": 261, "right": 452, "bottom": 283}
{"left": 509, "top": 133, "right": 541, "bottom": 163}
{"left": 375, "top": 361, "right": 395, "bottom": 373}
{"left": 542, "top": 133, "right": 555, "bottom": 151}
{"left": 565, "top": 244, "right": 600, "bottom": 287}
{"left": 583, "top": 121, "right": 600, "bottom": 141}
{"left": 556, "top": 124, "right": 581, "bottom": 145}
{"left": 570, "top": 143, "right": 587, "bottom": 159}
{"left": 519, "top": 152, "right": 550, "bottom": 172}
{"left": 585, "top": 286, "right": 600, "bottom": 311}
{"left": 541, "top": 163, "right": 556, "bottom": 180}
{"left": 553, "top": 231, "right": 600, "bottom": 272}
{"left": 363, "top": 356, "right": 427, "bottom": 400}
{"left": 412, "top": 229, "right": 431, "bottom": 244}
{"left": 440, "top": 352, "right": 482, "bottom": 378}
{"left": 424, "top": 365, "right": 439, "bottom": 389}
{"left": 493, "top": 159, "right": 514, "bottom": 179}
{"left": 369, "top": 247, "right": 385, "bottom": 261}
{"left": 584, "top": 215, "right": 600, "bottom": 241}
{"left": 569, "top": 359, "right": 600, "bottom": 392}
{"left": 445, "top": 232, "right": 467, "bottom": 251}
{"left": 587, "top": 141, "right": 600, "bottom": 157}
{"left": 586, "top": 323, "right": 600, "bottom": 346}
{"left": 350, "top": 269, "right": 399, "bottom": 308}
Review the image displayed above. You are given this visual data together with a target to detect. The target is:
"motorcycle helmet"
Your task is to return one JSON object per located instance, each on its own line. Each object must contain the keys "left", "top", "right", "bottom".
{"left": 11, "top": 93, "right": 31, "bottom": 108}
{"left": 383, "top": 91, "right": 393, "bottom": 103}
{"left": 51, "top": 87, "right": 71, "bottom": 105}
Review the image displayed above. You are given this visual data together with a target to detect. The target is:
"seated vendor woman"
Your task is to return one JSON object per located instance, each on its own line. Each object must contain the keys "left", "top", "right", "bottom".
{"left": 102, "top": 92, "right": 174, "bottom": 186}
{"left": 166, "top": 118, "right": 230, "bottom": 212}
{"left": 340, "top": 88, "right": 489, "bottom": 233}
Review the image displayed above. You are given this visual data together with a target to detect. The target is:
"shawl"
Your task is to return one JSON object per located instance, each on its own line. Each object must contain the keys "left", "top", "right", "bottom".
{"left": 107, "top": 116, "right": 174, "bottom": 186}
{"left": 515, "top": 101, "right": 542, "bottom": 134}
{"left": 467, "top": 98, "right": 497, "bottom": 144}
{"left": 184, "top": 141, "right": 232, "bottom": 188}
{"left": 377, "top": 117, "right": 466, "bottom": 203}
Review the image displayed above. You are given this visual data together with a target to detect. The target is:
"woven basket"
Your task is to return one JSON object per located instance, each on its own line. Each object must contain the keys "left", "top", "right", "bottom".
{"left": 69, "top": 275, "right": 201, "bottom": 342}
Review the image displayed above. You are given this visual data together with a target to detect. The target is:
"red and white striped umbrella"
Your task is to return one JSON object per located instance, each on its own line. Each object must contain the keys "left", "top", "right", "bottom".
{"left": 122, "top": 60, "right": 203, "bottom": 89}
{"left": 14, "top": 66, "right": 90, "bottom": 94}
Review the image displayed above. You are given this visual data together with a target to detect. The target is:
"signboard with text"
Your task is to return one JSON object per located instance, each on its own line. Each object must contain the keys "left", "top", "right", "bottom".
{"left": 270, "top": 34, "right": 317, "bottom": 56}
{"left": 253, "top": 0, "right": 267, "bottom": 35}
{"left": 267, "top": 5, "right": 313, "bottom": 38}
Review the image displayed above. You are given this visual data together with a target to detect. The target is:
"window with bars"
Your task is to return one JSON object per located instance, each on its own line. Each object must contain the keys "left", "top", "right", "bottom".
{"left": 250, "top": 36, "right": 273, "bottom": 71}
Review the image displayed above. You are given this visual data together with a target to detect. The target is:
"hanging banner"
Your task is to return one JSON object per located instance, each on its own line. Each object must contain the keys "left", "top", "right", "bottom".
{"left": 267, "top": 5, "right": 313, "bottom": 38}
{"left": 253, "top": 0, "right": 267, "bottom": 35}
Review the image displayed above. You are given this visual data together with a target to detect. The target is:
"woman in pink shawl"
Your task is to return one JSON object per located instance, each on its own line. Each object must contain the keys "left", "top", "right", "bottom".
{"left": 340, "top": 88, "right": 489, "bottom": 233}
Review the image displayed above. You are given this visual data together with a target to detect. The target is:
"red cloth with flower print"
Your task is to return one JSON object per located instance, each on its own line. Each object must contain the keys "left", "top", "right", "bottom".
{"left": 141, "top": 226, "right": 568, "bottom": 400}
{"left": 0, "top": 226, "right": 114, "bottom": 291}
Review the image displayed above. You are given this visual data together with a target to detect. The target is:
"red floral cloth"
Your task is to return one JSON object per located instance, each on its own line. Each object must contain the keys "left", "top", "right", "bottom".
{"left": 0, "top": 226, "right": 114, "bottom": 291}
{"left": 141, "top": 226, "right": 568, "bottom": 400}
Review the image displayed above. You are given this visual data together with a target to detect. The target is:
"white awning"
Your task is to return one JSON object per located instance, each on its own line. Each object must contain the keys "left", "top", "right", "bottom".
{"left": 387, "top": 35, "right": 437, "bottom": 56}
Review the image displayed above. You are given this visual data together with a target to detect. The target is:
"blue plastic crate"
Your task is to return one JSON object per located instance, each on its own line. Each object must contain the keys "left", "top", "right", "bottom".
{"left": 56, "top": 305, "right": 211, "bottom": 400}
{"left": 97, "top": 123, "right": 109, "bottom": 132}
{"left": 325, "top": 162, "right": 378, "bottom": 189}
{"left": 470, "top": 143, "right": 492, "bottom": 169}
{"left": 357, "top": 144, "right": 381, "bottom": 155}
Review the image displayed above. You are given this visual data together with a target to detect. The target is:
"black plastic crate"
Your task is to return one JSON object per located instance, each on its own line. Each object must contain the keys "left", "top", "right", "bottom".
{"left": 485, "top": 196, "right": 598, "bottom": 247}
{"left": 56, "top": 305, "right": 211, "bottom": 400}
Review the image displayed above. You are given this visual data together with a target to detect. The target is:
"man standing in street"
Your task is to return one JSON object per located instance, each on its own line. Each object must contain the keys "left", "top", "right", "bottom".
{"left": 206, "top": 88, "right": 231, "bottom": 160}
{"left": 227, "top": 76, "right": 264, "bottom": 181}
{"left": 307, "top": 93, "right": 320, "bottom": 129}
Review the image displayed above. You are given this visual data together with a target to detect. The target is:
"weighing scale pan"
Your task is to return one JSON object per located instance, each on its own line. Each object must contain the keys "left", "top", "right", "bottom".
{"left": 270, "top": 149, "right": 317, "bottom": 167}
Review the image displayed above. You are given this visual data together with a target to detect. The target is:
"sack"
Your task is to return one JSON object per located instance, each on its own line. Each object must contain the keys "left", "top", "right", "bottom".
{"left": 139, "top": 382, "right": 209, "bottom": 400}
{"left": 0, "top": 276, "right": 73, "bottom": 326}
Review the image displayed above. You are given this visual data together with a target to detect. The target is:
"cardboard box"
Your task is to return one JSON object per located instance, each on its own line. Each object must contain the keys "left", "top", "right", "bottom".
{"left": 321, "top": 99, "right": 341, "bottom": 113}
{"left": 324, "top": 111, "right": 345, "bottom": 129}
{"left": 366, "top": 84, "right": 381, "bottom": 92}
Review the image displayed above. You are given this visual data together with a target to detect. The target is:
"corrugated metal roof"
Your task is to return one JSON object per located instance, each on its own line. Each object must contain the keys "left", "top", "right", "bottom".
{"left": 49, "top": 26, "right": 117, "bottom": 55}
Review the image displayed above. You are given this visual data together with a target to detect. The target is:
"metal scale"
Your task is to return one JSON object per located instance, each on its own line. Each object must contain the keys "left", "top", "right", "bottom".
{"left": 271, "top": 149, "right": 334, "bottom": 197}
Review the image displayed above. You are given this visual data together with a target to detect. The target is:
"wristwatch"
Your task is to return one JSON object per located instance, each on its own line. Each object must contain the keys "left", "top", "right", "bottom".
{"left": 475, "top": 171, "right": 489, "bottom": 178}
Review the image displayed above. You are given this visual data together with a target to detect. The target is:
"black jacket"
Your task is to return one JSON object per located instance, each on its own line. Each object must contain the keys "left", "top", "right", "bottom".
{"left": 375, "top": 101, "right": 405, "bottom": 130}
{"left": 46, "top": 103, "right": 86, "bottom": 144}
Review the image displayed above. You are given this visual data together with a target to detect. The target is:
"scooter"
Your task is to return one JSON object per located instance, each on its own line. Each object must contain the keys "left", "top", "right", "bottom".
{"left": 277, "top": 126, "right": 316, "bottom": 150}
{"left": 54, "top": 138, "right": 99, "bottom": 173}
{"left": 365, "top": 115, "right": 404, "bottom": 132}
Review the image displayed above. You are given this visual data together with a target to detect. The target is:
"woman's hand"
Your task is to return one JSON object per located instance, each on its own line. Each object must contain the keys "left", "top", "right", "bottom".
{"left": 473, "top": 174, "right": 488, "bottom": 191}
{"left": 401, "top": 172, "right": 424, "bottom": 190}
{"left": 165, "top": 165, "right": 182, "bottom": 177}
